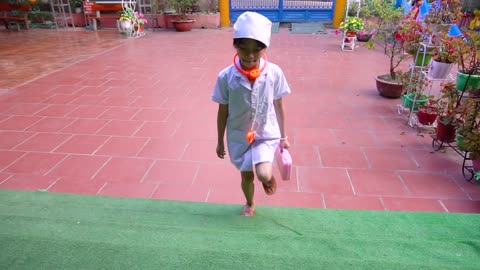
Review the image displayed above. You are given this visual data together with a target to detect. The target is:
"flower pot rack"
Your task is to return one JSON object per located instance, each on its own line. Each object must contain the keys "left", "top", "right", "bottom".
{"left": 431, "top": 72, "right": 480, "bottom": 182}
{"left": 118, "top": 0, "right": 146, "bottom": 38}
{"left": 399, "top": 43, "right": 480, "bottom": 181}
{"left": 398, "top": 43, "right": 455, "bottom": 127}
{"left": 341, "top": 0, "right": 361, "bottom": 52}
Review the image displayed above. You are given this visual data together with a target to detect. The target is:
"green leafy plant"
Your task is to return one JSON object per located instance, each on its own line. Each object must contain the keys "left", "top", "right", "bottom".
{"left": 433, "top": 81, "right": 462, "bottom": 125}
{"left": 431, "top": 32, "right": 459, "bottom": 63}
{"left": 119, "top": 7, "right": 135, "bottom": 21}
{"left": 340, "top": 16, "right": 365, "bottom": 33}
{"left": 455, "top": 97, "right": 480, "bottom": 159}
{"left": 70, "top": 0, "right": 82, "bottom": 8}
{"left": 449, "top": 31, "right": 480, "bottom": 75}
{"left": 397, "top": 17, "right": 432, "bottom": 55}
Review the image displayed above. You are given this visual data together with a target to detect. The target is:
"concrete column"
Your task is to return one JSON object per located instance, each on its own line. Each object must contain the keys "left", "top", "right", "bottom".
{"left": 332, "top": 0, "right": 347, "bottom": 28}
{"left": 219, "top": 0, "right": 230, "bottom": 27}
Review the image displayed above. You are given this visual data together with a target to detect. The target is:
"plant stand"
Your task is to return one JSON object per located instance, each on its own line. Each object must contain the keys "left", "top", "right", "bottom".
{"left": 398, "top": 42, "right": 454, "bottom": 128}
{"left": 49, "top": 0, "right": 76, "bottom": 29}
{"left": 341, "top": 33, "right": 356, "bottom": 51}
{"left": 118, "top": 0, "right": 146, "bottom": 38}
{"left": 340, "top": 0, "right": 361, "bottom": 52}
{"left": 431, "top": 72, "right": 480, "bottom": 182}
{"left": 431, "top": 139, "right": 477, "bottom": 181}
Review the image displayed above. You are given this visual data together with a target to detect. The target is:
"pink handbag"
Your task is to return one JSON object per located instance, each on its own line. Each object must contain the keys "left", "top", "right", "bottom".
{"left": 275, "top": 147, "right": 292, "bottom": 181}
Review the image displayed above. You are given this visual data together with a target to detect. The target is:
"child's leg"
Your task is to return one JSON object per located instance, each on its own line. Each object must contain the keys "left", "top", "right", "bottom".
{"left": 255, "top": 162, "right": 277, "bottom": 195}
{"left": 241, "top": 171, "right": 255, "bottom": 216}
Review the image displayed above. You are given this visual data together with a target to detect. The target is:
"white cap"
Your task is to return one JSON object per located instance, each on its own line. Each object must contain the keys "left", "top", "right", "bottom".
{"left": 233, "top": 12, "right": 272, "bottom": 47}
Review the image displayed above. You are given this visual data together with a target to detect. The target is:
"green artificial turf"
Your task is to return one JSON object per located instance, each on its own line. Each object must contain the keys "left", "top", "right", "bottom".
{"left": 1, "top": 189, "right": 479, "bottom": 269}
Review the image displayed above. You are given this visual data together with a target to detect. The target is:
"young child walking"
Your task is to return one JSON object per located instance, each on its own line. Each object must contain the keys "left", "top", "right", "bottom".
{"left": 211, "top": 12, "right": 291, "bottom": 217}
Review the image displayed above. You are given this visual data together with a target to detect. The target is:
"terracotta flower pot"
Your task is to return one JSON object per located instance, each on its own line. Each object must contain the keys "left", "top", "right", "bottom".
{"left": 172, "top": 19, "right": 195, "bottom": 32}
{"left": 375, "top": 74, "right": 403, "bottom": 99}
{"left": 346, "top": 31, "right": 357, "bottom": 37}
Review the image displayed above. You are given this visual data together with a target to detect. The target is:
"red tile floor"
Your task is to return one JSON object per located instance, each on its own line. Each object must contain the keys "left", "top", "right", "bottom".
{"left": 1, "top": 27, "right": 479, "bottom": 213}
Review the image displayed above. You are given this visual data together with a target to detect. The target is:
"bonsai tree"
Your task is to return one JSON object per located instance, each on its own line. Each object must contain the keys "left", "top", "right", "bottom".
{"left": 366, "top": 1, "right": 405, "bottom": 81}
{"left": 167, "top": 0, "right": 197, "bottom": 21}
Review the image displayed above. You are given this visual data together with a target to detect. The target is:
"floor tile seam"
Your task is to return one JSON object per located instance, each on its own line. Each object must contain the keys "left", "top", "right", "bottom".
{"left": 148, "top": 183, "right": 160, "bottom": 198}
{"left": 44, "top": 176, "right": 63, "bottom": 191}
{"left": 379, "top": 195, "right": 446, "bottom": 212}
{"left": 190, "top": 163, "right": 201, "bottom": 186}
{"left": 9, "top": 41, "right": 132, "bottom": 90}
{"left": 447, "top": 174, "right": 475, "bottom": 201}
{"left": 42, "top": 154, "right": 70, "bottom": 177}
{"left": 89, "top": 156, "right": 113, "bottom": 181}
{"left": 438, "top": 200, "right": 449, "bottom": 212}
{"left": 0, "top": 174, "right": 14, "bottom": 185}
{"left": 134, "top": 137, "right": 152, "bottom": 157}
{"left": 0, "top": 151, "right": 29, "bottom": 173}
{"left": 344, "top": 168, "right": 356, "bottom": 196}
{"left": 129, "top": 120, "right": 147, "bottom": 137}
{"left": 139, "top": 160, "right": 157, "bottom": 184}
{"left": 19, "top": 133, "right": 75, "bottom": 153}
{"left": 5, "top": 132, "right": 38, "bottom": 151}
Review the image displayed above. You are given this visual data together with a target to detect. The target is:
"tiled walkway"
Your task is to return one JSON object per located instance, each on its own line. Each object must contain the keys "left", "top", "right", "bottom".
{"left": 0, "top": 28, "right": 479, "bottom": 213}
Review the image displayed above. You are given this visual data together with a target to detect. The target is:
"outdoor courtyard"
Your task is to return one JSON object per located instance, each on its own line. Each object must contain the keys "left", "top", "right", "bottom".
{"left": 0, "top": 26, "right": 479, "bottom": 213}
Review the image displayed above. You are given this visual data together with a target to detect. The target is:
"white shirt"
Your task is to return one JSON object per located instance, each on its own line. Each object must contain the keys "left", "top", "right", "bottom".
{"left": 211, "top": 58, "right": 291, "bottom": 140}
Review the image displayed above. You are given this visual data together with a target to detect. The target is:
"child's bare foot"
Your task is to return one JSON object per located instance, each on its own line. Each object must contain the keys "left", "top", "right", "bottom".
{"left": 262, "top": 176, "right": 277, "bottom": 195}
{"left": 242, "top": 203, "right": 255, "bottom": 217}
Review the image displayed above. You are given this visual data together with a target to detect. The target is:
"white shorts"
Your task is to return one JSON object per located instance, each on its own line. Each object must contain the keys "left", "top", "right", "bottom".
{"left": 230, "top": 139, "right": 279, "bottom": 172}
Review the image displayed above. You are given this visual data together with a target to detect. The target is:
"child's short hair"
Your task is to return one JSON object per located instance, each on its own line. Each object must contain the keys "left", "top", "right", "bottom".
{"left": 233, "top": 38, "right": 267, "bottom": 49}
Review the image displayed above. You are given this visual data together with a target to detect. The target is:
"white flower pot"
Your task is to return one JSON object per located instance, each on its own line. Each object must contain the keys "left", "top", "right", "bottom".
{"left": 120, "top": 20, "right": 133, "bottom": 30}
{"left": 428, "top": 60, "right": 454, "bottom": 79}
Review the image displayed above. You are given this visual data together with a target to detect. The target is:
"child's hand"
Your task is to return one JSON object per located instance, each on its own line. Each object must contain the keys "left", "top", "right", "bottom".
{"left": 280, "top": 139, "right": 290, "bottom": 150}
{"left": 216, "top": 143, "right": 226, "bottom": 159}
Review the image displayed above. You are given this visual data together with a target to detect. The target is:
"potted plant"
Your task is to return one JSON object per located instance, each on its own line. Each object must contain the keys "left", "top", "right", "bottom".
{"left": 449, "top": 31, "right": 480, "bottom": 92}
{"left": 70, "top": 0, "right": 82, "bottom": 14}
{"left": 455, "top": 96, "right": 479, "bottom": 150}
{"left": 433, "top": 81, "right": 462, "bottom": 142}
{"left": 417, "top": 101, "right": 438, "bottom": 125}
{"left": 133, "top": 10, "right": 148, "bottom": 32}
{"left": 397, "top": 17, "right": 434, "bottom": 67}
{"left": 356, "top": 20, "right": 377, "bottom": 42}
{"left": 429, "top": 32, "right": 458, "bottom": 79}
{"left": 400, "top": 65, "right": 433, "bottom": 111}
{"left": 424, "top": 0, "right": 462, "bottom": 34}
{"left": 459, "top": 127, "right": 480, "bottom": 171}
{"left": 340, "top": 16, "right": 365, "bottom": 37}
{"left": 364, "top": 3, "right": 406, "bottom": 98}
{"left": 119, "top": 6, "right": 135, "bottom": 32}
{"left": 167, "top": 0, "right": 197, "bottom": 31}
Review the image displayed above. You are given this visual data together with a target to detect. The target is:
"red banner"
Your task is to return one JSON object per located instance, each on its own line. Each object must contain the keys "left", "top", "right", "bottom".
{"left": 83, "top": 1, "right": 95, "bottom": 15}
